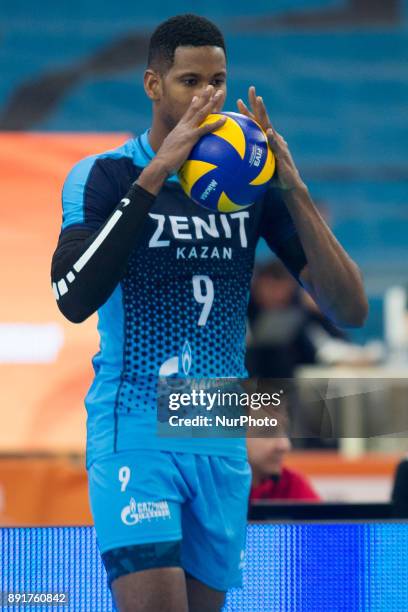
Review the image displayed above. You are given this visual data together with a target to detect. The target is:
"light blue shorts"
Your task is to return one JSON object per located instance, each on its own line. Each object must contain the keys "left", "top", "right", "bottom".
{"left": 87, "top": 450, "right": 252, "bottom": 591}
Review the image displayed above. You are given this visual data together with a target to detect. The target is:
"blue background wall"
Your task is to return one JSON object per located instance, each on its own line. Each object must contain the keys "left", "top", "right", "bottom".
{"left": 2, "top": 0, "right": 408, "bottom": 341}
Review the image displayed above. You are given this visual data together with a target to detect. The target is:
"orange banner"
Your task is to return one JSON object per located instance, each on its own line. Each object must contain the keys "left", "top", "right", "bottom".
{"left": 0, "top": 452, "right": 401, "bottom": 525}
{"left": 0, "top": 456, "right": 92, "bottom": 525}
{"left": 0, "top": 133, "right": 129, "bottom": 452}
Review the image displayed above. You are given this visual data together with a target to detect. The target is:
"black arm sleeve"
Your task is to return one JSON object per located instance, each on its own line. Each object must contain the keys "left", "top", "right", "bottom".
{"left": 51, "top": 183, "right": 155, "bottom": 323}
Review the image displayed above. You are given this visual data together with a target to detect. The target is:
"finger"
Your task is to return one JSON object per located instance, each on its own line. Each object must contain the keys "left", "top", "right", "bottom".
{"left": 182, "top": 94, "right": 202, "bottom": 123}
{"left": 197, "top": 84, "right": 215, "bottom": 106}
{"left": 194, "top": 97, "right": 217, "bottom": 125}
{"left": 249, "top": 86, "right": 272, "bottom": 130}
{"left": 183, "top": 85, "right": 215, "bottom": 122}
{"left": 205, "top": 83, "right": 215, "bottom": 95}
{"left": 194, "top": 84, "right": 214, "bottom": 108}
{"left": 213, "top": 89, "right": 225, "bottom": 113}
{"left": 266, "top": 127, "right": 277, "bottom": 147}
{"left": 248, "top": 85, "right": 258, "bottom": 114}
{"left": 237, "top": 98, "right": 255, "bottom": 120}
{"left": 266, "top": 127, "right": 285, "bottom": 155}
{"left": 255, "top": 95, "right": 272, "bottom": 130}
{"left": 197, "top": 116, "right": 227, "bottom": 136}
{"left": 194, "top": 90, "right": 225, "bottom": 125}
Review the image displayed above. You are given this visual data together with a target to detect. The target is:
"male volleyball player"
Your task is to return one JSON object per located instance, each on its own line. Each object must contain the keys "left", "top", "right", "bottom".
{"left": 51, "top": 14, "right": 368, "bottom": 612}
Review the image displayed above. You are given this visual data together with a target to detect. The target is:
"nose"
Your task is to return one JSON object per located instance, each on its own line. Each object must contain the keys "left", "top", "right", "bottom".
{"left": 195, "top": 84, "right": 215, "bottom": 97}
{"left": 274, "top": 437, "right": 291, "bottom": 453}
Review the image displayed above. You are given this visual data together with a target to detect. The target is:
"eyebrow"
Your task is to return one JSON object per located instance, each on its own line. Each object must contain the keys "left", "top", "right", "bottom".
{"left": 176, "top": 71, "right": 227, "bottom": 78}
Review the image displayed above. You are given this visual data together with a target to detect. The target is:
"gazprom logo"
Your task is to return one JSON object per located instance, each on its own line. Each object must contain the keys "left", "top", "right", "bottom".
{"left": 181, "top": 340, "right": 192, "bottom": 375}
{"left": 121, "top": 497, "right": 171, "bottom": 526}
{"left": 158, "top": 340, "right": 192, "bottom": 377}
{"left": 121, "top": 497, "right": 139, "bottom": 525}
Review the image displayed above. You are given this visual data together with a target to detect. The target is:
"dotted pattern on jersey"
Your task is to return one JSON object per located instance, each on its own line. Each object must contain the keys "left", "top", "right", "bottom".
{"left": 116, "top": 244, "right": 256, "bottom": 416}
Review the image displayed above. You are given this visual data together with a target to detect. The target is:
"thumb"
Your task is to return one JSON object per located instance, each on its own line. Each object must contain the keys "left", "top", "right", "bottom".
{"left": 266, "top": 128, "right": 279, "bottom": 154}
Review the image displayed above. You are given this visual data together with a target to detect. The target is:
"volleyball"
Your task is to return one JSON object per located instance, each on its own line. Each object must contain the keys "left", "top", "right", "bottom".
{"left": 178, "top": 112, "right": 275, "bottom": 212}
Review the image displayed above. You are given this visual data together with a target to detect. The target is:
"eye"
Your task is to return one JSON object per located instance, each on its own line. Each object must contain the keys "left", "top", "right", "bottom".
{"left": 211, "top": 78, "right": 225, "bottom": 87}
{"left": 182, "top": 78, "right": 198, "bottom": 87}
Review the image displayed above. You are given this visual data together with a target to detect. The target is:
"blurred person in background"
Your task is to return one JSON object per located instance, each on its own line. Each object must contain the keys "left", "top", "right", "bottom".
{"left": 247, "top": 436, "right": 320, "bottom": 502}
{"left": 246, "top": 258, "right": 379, "bottom": 448}
{"left": 246, "top": 259, "right": 347, "bottom": 378}
{"left": 392, "top": 455, "right": 408, "bottom": 517}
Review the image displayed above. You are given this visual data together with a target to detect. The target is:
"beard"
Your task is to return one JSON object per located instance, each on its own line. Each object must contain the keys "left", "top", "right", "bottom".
{"left": 160, "top": 97, "right": 191, "bottom": 133}
{"left": 161, "top": 108, "right": 179, "bottom": 132}
{"left": 159, "top": 87, "right": 190, "bottom": 133}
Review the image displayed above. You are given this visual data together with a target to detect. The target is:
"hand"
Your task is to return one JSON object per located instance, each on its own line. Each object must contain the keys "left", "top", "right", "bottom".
{"left": 155, "top": 85, "right": 226, "bottom": 175}
{"left": 237, "top": 86, "right": 305, "bottom": 192}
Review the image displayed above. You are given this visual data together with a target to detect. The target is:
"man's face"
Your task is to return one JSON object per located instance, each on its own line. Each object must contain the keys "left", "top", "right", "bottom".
{"left": 157, "top": 45, "right": 227, "bottom": 130}
{"left": 253, "top": 275, "right": 297, "bottom": 310}
{"left": 247, "top": 437, "right": 292, "bottom": 477}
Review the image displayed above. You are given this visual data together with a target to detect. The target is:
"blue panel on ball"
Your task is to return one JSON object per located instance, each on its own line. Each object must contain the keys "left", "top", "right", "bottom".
{"left": 223, "top": 112, "right": 270, "bottom": 184}
{"left": 184, "top": 112, "right": 272, "bottom": 210}
{"left": 190, "top": 167, "right": 224, "bottom": 210}
{"left": 224, "top": 178, "right": 269, "bottom": 207}
{"left": 246, "top": 138, "right": 270, "bottom": 183}
{"left": 189, "top": 131, "right": 243, "bottom": 169}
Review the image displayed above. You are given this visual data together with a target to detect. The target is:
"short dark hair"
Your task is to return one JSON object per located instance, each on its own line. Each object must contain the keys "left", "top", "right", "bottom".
{"left": 148, "top": 14, "right": 226, "bottom": 72}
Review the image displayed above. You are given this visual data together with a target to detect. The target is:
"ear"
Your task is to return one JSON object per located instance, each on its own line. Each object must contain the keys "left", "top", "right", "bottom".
{"left": 144, "top": 69, "right": 162, "bottom": 102}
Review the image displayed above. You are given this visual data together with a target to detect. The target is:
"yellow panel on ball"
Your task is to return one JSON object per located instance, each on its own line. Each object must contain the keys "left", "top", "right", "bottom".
{"left": 179, "top": 111, "right": 276, "bottom": 211}
{"left": 217, "top": 191, "right": 251, "bottom": 213}
{"left": 200, "top": 114, "right": 246, "bottom": 160}
{"left": 178, "top": 159, "right": 217, "bottom": 197}
{"left": 250, "top": 145, "right": 276, "bottom": 186}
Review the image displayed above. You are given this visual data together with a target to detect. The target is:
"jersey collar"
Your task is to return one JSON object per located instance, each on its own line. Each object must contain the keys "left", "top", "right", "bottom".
{"left": 139, "top": 129, "right": 179, "bottom": 183}
{"left": 139, "top": 129, "right": 155, "bottom": 160}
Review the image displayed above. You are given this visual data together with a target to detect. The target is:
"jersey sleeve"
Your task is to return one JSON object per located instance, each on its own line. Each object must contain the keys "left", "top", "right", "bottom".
{"left": 61, "top": 155, "right": 120, "bottom": 233}
{"left": 52, "top": 182, "right": 155, "bottom": 323}
{"left": 260, "top": 187, "right": 307, "bottom": 279}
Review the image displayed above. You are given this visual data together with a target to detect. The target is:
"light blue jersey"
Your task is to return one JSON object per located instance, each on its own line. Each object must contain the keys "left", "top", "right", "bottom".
{"left": 60, "top": 130, "right": 299, "bottom": 468}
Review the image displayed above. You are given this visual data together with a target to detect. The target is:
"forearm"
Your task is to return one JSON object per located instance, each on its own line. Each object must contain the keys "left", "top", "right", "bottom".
{"left": 235, "top": 86, "right": 368, "bottom": 327}
{"left": 283, "top": 184, "right": 368, "bottom": 328}
{"left": 51, "top": 183, "right": 155, "bottom": 323}
{"left": 136, "top": 158, "right": 170, "bottom": 195}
